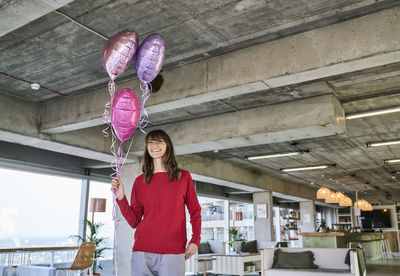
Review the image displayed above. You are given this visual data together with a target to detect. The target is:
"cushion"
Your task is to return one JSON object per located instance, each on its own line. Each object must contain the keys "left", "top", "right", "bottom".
{"left": 198, "top": 241, "right": 212, "bottom": 254}
{"left": 241, "top": 240, "right": 258, "bottom": 253}
{"left": 272, "top": 249, "right": 319, "bottom": 269}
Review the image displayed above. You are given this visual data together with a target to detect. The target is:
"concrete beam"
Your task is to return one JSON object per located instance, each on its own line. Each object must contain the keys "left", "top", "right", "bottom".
{"left": 40, "top": 7, "right": 400, "bottom": 133}
{"left": 0, "top": 0, "right": 75, "bottom": 37}
{"left": 0, "top": 93, "right": 135, "bottom": 163}
{"left": 131, "top": 95, "right": 345, "bottom": 155}
{"left": 177, "top": 154, "right": 317, "bottom": 200}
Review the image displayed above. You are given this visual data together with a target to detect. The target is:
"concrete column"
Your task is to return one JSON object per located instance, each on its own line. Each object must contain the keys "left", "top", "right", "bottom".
{"left": 253, "top": 191, "right": 274, "bottom": 242}
{"left": 115, "top": 163, "right": 142, "bottom": 276}
{"left": 299, "top": 201, "right": 316, "bottom": 233}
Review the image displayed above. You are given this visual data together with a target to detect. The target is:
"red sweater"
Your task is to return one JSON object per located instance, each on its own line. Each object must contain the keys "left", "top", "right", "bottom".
{"left": 117, "top": 170, "right": 201, "bottom": 254}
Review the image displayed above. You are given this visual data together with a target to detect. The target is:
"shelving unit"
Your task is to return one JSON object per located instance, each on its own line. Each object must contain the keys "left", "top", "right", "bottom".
{"left": 280, "top": 209, "right": 300, "bottom": 241}
{"left": 396, "top": 206, "right": 400, "bottom": 231}
{"left": 337, "top": 207, "right": 353, "bottom": 230}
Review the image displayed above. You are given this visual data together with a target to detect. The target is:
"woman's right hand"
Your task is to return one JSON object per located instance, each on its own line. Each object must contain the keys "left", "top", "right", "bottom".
{"left": 111, "top": 177, "right": 125, "bottom": 201}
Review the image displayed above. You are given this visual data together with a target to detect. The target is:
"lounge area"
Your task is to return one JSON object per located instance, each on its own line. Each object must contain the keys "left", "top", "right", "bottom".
{"left": 2, "top": 1, "right": 400, "bottom": 276}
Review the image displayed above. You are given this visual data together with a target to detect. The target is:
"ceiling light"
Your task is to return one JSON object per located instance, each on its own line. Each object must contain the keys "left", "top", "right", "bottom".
{"left": 346, "top": 106, "right": 400, "bottom": 120}
{"left": 31, "top": 83, "right": 40, "bottom": 90}
{"left": 339, "top": 196, "right": 352, "bottom": 207}
{"left": 366, "top": 140, "right": 400, "bottom": 147}
{"left": 384, "top": 159, "right": 400, "bottom": 164}
{"left": 280, "top": 164, "right": 334, "bottom": 173}
{"left": 316, "top": 187, "right": 331, "bottom": 199}
{"left": 325, "top": 192, "right": 339, "bottom": 204}
{"left": 246, "top": 151, "right": 305, "bottom": 160}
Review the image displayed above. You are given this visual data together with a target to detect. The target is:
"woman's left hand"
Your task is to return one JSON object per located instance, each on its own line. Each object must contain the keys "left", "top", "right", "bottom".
{"left": 185, "top": 243, "right": 198, "bottom": 260}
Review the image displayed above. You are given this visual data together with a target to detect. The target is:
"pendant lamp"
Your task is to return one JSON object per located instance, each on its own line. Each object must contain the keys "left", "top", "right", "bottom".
{"left": 316, "top": 186, "right": 331, "bottom": 199}
{"left": 339, "top": 196, "right": 352, "bottom": 207}
{"left": 326, "top": 192, "right": 339, "bottom": 203}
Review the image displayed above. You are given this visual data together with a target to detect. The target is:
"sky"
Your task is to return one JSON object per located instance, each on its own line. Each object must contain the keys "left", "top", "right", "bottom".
{"left": 0, "top": 167, "right": 83, "bottom": 240}
{"left": 0, "top": 166, "right": 115, "bottom": 252}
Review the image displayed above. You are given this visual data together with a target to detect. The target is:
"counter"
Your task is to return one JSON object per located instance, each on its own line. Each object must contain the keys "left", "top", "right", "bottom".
{"left": 299, "top": 232, "right": 396, "bottom": 261}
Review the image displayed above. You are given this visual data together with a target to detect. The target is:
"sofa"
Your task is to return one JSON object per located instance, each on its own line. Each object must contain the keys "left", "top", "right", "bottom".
{"left": 185, "top": 240, "right": 226, "bottom": 275}
{"left": 261, "top": 248, "right": 364, "bottom": 276}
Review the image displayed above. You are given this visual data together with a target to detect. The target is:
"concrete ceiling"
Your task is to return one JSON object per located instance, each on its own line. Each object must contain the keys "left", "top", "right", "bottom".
{"left": 1, "top": 0, "right": 400, "bottom": 204}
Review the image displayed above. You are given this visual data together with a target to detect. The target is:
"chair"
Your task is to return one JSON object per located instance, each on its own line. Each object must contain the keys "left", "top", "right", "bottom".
{"left": 55, "top": 242, "right": 95, "bottom": 276}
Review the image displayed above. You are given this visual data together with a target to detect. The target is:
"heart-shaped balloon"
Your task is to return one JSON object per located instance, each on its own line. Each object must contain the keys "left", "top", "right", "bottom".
{"left": 111, "top": 88, "right": 140, "bottom": 143}
{"left": 135, "top": 34, "right": 165, "bottom": 84}
{"left": 102, "top": 29, "right": 138, "bottom": 81}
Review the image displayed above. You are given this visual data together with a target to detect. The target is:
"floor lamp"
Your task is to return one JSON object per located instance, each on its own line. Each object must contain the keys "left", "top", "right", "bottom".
{"left": 89, "top": 198, "right": 106, "bottom": 224}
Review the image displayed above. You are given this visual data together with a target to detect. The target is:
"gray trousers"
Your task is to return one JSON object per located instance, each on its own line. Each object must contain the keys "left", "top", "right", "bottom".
{"left": 131, "top": 251, "right": 185, "bottom": 276}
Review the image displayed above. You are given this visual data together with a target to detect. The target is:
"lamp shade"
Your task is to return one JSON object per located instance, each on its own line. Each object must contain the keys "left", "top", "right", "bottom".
{"left": 354, "top": 199, "right": 368, "bottom": 210}
{"left": 89, "top": 198, "right": 107, "bottom": 213}
{"left": 325, "top": 192, "right": 339, "bottom": 203}
{"left": 339, "top": 196, "right": 352, "bottom": 207}
{"left": 362, "top": 201, "right": 373, "bottom": 211}
{"left": 316, "top": 187, "right": 331, "bottom": 199}
{"left": 335, "top": 192, "right": 345, "bottom": 202}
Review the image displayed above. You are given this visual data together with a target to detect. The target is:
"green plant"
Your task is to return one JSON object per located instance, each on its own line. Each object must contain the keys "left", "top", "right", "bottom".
{"left": 316, "top": 218, "right": 328, "bottom": 232}
{"left": 70, "top": 219, "right": 110, "bottom": 274}
{"left": 228, "top": 228, "right": 246, "bottom": 247}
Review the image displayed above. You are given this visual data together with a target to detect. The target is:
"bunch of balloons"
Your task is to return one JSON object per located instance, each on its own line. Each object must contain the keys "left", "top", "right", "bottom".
{"left": 102, "top": 30, "right": 165, "bottom": 276}
{"left": 102, "top": 29, "right": 165, "bottom": 176}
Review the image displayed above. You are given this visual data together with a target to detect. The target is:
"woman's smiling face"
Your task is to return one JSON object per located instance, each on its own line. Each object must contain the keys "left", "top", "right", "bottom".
{"left": 147, "top": 137, "right": 167, "bottom": 159}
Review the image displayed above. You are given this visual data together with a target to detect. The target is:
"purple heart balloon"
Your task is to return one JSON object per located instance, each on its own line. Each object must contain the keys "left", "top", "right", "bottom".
{"left": 102, "top": 29, "right": 138, "bottom": 81}
{"left": 135, "top": 34, "right": 165, "bottom": 84}
{"left": 111, "top": 88, "right": 140, "bottom": 143}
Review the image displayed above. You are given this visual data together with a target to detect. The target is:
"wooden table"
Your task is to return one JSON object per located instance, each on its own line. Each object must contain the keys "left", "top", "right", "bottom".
{"left": 214, "top": 253, "right": 261, "bottom": 276}
{"left": 196, "top": 257, "right": 216, "bottom": 276}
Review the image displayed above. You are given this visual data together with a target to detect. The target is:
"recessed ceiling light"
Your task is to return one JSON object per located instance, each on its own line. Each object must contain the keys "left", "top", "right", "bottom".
{"left": 31, "top": 83, "right": 40, "bottom": 90}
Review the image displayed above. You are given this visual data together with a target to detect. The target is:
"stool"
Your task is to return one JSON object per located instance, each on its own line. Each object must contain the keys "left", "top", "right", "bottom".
{"left": 382, "top": 238, "right": 393, "bottom": 259}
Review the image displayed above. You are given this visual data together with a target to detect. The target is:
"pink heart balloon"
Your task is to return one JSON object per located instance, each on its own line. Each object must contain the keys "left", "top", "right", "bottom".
{"left": 111, "top": 88, "right": 140, "bottom": 143}
{"left": 135, "top": 34, "right": 165, "bottom": 84}
{"left": 102, "top": 29, "right": 138, "bottom": 81}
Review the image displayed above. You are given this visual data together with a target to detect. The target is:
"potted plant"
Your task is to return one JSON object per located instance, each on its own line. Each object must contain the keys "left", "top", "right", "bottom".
{"left": 228, "top": 228, "right": 246, "bottom": 253}
{"left": 245, "top": 261, "right": 256, "bottom": 272}
{"left": 70, "top": 219, "right": 109, "bottom": 276}
{"left": 316, "top": 218, "right": 329, "bottom": 232}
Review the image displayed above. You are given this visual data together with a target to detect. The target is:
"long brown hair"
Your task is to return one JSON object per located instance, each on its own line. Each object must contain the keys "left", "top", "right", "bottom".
{"left": 142, "top": 129, "right": 181, "bottom": 184}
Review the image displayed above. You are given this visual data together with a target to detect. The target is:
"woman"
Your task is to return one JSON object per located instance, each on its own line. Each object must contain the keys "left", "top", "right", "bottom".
{"left": 111, "top": 129, "right": 201, "bottom": 276}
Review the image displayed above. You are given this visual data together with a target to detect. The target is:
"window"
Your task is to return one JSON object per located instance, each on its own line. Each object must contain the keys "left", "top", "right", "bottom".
{"left": 0, "top": 167, "right": 82, "bottom": 264}
{"left": 87, "top": 180, "right": 115, "bottom": 260}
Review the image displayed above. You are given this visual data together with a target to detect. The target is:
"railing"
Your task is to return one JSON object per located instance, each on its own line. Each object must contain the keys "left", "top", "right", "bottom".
{"left": 0, "top": 246, "right": 79, "bottom": 276}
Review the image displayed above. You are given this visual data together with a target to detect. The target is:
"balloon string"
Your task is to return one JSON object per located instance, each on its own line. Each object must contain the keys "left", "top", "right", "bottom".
{"left": 138, "top": 82, "right": 152, "bottom": 134}
{"left": 112, "top": 192, "right": 118, "bottom": 276}
{"left": 111, "top": 140, "right": 123, "bottom": 276}
{"left": 102, "top": 80, "right": 115, "bottom": 137}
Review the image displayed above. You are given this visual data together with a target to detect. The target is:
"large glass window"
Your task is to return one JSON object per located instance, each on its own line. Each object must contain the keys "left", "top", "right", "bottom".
{"left": 230, "top": 201, "right": 254, "bottom": 241}
{"left": 199, "top": 196, "right": 225, "bottom": 242}
{"left": 0, "top": 167, "right": 82, "bottom": 264}
{"left": 87, "top": 180, "right": 115, "bottom": 260}
{"left": 0, "top": 168, "right": 82, "bottom": 248}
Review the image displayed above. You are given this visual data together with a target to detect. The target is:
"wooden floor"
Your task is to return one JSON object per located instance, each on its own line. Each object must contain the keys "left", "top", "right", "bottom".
{"left": 366, "top": 255, "right": 400, "bottom": 276}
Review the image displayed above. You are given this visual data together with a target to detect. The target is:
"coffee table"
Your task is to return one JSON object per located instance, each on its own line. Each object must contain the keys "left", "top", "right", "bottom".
{"left": 213, "top": 253, "right": 261, "bottom": 275}
{"left": 196, "top": 257, "right": 216, "bottom": 276}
